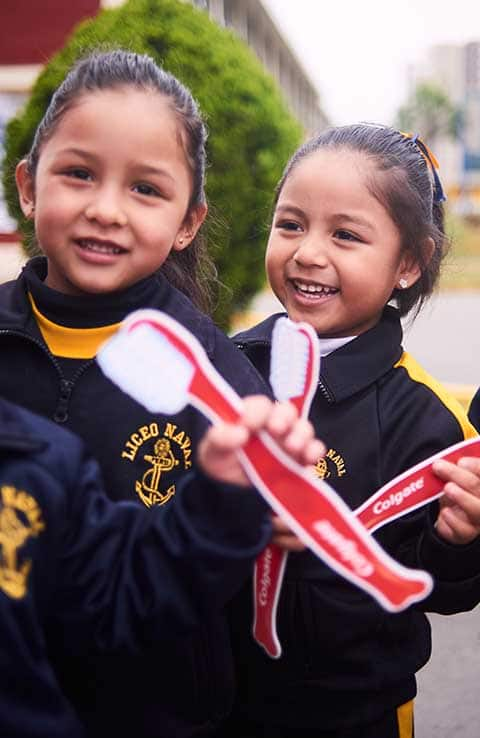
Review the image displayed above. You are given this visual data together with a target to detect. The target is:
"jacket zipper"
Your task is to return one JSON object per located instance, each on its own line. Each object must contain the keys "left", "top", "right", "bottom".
{"left": 54, "top": 361, "right": 94, "bottom": 422}
{"left": 236, "top": 339, "right": 335, "bottom": 403}
{"left": 0, "top": 328, "right": 94, "bottom": 424}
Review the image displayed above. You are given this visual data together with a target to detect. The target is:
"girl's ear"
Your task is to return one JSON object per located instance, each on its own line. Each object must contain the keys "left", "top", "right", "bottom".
{"left": 173, "top": 202, "right": 208, "bottom": 252}
{"left": 15, "top": 159, "right": 35, "bottom": 219}
{"left": 396, "top": 237, "right": 435, "bottom": 289}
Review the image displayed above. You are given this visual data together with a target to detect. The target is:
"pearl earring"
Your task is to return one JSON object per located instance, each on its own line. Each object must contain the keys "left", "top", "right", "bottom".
{"left": 398, "top": 278, "right": 408, "bottom": 289}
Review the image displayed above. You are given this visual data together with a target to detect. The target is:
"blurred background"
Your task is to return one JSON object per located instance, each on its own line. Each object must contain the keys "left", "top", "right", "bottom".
{"left": 1, "top": 0, "right": 480, "bottom": 392}
{"left": 0, "top": 5, "right": 479, "bottom": 733}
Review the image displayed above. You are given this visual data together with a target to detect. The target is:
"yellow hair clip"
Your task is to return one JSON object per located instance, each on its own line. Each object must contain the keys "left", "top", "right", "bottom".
{"left": 399, "top": 131, "right": 445, "bottom": 202}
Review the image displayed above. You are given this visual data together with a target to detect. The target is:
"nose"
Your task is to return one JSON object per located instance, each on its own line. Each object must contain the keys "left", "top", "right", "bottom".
{"left": 84, "top": 187, "right": 127, "bottom": 228}
{"left": 293, "top": 235, "right": 329, "bottom": 267}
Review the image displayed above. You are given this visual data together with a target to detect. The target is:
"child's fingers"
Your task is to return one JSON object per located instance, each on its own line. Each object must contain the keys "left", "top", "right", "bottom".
{"left": 434, "top": 466, "right": 480, "bottom": 544}
{"left": 239, "top": 395, "right": 278, "bottom": 433}
{"left": 436, "top": 504, "right": 480, "bottom": 545}
{"left": 239, "top": 397, "right": 325, "bottom": 465}
{"left": 201, "top": 422, "right": 249, "bottom": 454}
{"left": 271, "top": 515, "right": 306, "bottom": 551}
{"left": 442, "top": 484, "right": 480, "bottom": 525}
{"left": 271, "top": 532, "right": 306, "bottom": 551}
{"left": 197, "top": 423, "right": 250, "bottom": 485}
{"left": 266, "top": 401, "right": 326, "bottom": 463}
{"left": 433, "top": 458, "right": 480, "bottom": 499}
{"left": 458, "top": 456, "right": 480, "bottom": 476}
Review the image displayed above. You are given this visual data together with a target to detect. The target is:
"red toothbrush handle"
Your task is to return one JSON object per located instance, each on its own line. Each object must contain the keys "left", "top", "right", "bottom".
{"left": 357, "top": 436, "right": 480, "bottom": 532}
{"left": 242, "top": 434, "right": 431, "bottom": 612}
{"left": 253, "top": 545, "right": 288, "bottom": 658}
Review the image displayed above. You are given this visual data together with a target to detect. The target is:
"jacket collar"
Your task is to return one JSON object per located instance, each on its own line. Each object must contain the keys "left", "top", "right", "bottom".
{"left": 234, "top": 307, "right": 404, "bottom": 403}
{"left": 0, "top": 256, "right": 220, "bottom": 360}
{"left": 23, "top": 256, "right": 165, "bottom": 328}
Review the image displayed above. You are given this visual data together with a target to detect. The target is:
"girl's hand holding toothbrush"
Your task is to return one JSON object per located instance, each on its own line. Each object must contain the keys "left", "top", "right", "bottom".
{"left": 432, "top": 456, "right": 480, "bottom": 545}
{"left": 198, "top": 395, "right": 325, "bottom": 489}
{"left": 270, "top": 515, "right": 307, "bottom": 552}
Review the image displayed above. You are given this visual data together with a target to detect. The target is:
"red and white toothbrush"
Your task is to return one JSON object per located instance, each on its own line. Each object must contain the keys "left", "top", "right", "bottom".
{"left": 253, "top": 317, "right": 320, "bottom": 658}
{"left": 355, "top": 435, "right": 480, "bottom": 531}
{"left": 97, "top": 309, "right": 433, "bottom": 619}
{"left": 254, "top": 318, "right": 480, "bottom": 657}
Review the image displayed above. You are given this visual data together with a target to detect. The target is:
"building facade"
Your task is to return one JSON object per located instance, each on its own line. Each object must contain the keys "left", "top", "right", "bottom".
{"left": 410, "top": 41, "right": 480, "bottom": 214}
{"left": 0, "top": 0, "right": 327, "bottom": 256}
{"left": 190, "top": 0, "right": 328, "bottom": 134}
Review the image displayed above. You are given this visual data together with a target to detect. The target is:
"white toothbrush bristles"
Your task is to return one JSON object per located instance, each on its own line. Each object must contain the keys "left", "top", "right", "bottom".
{"left": 270, "top": 318, "right": 314, "bottom": 403}
{"left": 97, "top": 323, "right": 195, "bottom": 414}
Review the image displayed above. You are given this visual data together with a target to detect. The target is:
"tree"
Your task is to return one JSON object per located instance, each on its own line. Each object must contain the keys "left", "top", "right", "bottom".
{"left": 395, "top": 82, "right": 459, "bottom": 142}
{"left": 2, "top": 0, "right": 303, "bottom": 328}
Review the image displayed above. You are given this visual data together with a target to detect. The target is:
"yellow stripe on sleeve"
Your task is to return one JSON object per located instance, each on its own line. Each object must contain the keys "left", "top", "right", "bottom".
{"left": 394, "top": 352, "right": 477, "bottom": 440}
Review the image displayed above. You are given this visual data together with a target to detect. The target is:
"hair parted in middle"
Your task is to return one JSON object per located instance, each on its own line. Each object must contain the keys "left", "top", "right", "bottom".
{"left": 23, "top": 48, "right": 217, "bottom": 313}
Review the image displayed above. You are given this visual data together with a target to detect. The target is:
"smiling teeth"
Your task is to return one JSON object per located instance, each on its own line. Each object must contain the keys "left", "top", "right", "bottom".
{"left": 79, "top": 239, "right": 123, "bottom": 255}
{"left": 295, "top": 281, "right": 337, "bottom": 295}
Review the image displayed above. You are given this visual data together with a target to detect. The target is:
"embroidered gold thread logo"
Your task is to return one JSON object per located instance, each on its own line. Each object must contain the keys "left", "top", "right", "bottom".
{"left": 314, "top": 448, "right": 347, "bottom": 480}
{"left": 0, "top": 485, "right": 45, "bottom": 599}
{"left": 122, "top": 422, "right": 193, "bottom": 508}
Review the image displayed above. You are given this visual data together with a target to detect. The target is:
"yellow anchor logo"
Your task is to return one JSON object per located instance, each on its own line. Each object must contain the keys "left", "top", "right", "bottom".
{"left": 135, "top": 438, "right": 179, "bottom": 508}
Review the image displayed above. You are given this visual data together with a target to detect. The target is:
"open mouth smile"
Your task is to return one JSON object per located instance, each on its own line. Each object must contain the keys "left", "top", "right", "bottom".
{"left": 291, "top": 279, "right": 339, "bottom": 298}
{"left": 75, "top": 238, "right": 127, "bottom": 256}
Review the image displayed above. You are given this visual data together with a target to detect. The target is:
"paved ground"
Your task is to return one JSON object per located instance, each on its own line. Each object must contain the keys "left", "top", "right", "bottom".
{"left": 416, "top": 609, "right": 480, "bottom": 737}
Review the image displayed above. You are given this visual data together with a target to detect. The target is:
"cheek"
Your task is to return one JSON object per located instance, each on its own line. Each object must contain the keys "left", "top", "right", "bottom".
{"left": 264, "top": 246, "right": 278, "bottom": 282}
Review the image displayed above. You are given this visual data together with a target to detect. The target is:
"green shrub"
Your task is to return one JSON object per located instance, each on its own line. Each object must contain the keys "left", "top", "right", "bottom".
{"left": 2, "top": 0, "right": 302, "bottom": 327}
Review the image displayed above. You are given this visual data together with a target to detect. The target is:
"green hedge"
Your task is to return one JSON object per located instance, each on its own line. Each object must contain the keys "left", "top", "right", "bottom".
{"left": 2, "top": 0, "right": 302, "bottom": 328}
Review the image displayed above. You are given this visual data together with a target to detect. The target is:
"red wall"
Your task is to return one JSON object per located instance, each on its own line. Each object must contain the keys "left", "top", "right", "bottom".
{"left": 0, "top": 0, "right": 100, "bottom": 65}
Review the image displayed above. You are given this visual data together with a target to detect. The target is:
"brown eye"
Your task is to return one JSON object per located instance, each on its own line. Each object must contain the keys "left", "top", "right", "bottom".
{"left": 335, "top": 229, "right": 360, "bottom": 242}
{"left": 277, "top": 220, "right": 301, "bottom": 231}
{"left": 134, "top": 183, "right": 160, "bottom": 197}
{"left": 65, "top": 168, "right": 91, "bottom": 180}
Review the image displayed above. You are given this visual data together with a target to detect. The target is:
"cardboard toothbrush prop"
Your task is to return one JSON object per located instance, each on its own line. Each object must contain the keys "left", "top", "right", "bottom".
{"left": 256, "top": 317, "right": 480, "bottom": 657}
{"left": 96, "top": 309, "right": 433, "bottom": 616}
{"left": 253, "top": 317, "right": 320, "bottom": 658}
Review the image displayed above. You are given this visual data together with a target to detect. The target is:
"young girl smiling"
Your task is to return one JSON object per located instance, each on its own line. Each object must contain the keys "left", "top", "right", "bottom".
{"left": 228, "top": 124, "right": 480, "bottom": 738}
{"left": 0, "top": 49, "right": 292, "bottom": 738}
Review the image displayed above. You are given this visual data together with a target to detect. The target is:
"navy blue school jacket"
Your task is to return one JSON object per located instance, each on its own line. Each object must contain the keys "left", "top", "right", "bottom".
{"left": 468, "top": 387, "right": 480, "bottom": 431}
{"left": 0, "top": 257, "right": 272, "bottom": 738}
{"left": 0, "top": 396, "right": 271, "bottom": 738}
{"left": 226, "top": 307, "right": 480, "bottom": 734}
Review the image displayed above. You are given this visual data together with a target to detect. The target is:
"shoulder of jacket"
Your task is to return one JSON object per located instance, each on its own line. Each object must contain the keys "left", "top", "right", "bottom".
{"left": 390, "top": 351, "right": 477, "bottom": 439}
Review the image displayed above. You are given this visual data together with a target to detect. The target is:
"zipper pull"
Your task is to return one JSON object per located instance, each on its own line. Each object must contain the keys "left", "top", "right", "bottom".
{"left": 54, "top": 379, "right": 74, "bottom": 423}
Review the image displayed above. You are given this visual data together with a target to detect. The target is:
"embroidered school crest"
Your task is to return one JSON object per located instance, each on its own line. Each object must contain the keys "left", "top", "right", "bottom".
{"left": 0, "top": 485, "right": 45, "bottom": 599}
{"left": 314, "top": 447, "right": 347, "bottom": 481}
{"left": 122, "top": 422, "right": 193, "bottom": 508}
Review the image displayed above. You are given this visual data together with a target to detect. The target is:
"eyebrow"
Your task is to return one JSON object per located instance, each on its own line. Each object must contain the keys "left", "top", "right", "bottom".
{"left": 334, "top": 213, "right": 375, "bottom": 231}
{"left": 56, "top": 148, "right": 176, "bottom": 183}
{"left": 275, "top": 203, "right": 374, "bottom": 231}
{"left": 274, "top": 204, "right": 306, "bottom": 218}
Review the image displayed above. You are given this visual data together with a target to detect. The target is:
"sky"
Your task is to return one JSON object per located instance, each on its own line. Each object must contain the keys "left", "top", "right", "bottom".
{"left": 262, "top": 0, "right": 480, "bottom": 126}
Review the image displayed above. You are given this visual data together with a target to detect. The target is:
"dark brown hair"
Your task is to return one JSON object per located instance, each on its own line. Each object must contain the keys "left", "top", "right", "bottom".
{"left": 25, "top": 49, "right": 216, "bottom": 312}
{"left": 274, "top": 123, "right": 447, "bottom": 317}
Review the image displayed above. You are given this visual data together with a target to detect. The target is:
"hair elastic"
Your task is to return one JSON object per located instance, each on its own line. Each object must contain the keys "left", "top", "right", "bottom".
{"left": 400, "top": 132, "right": 446, "bottom": 204}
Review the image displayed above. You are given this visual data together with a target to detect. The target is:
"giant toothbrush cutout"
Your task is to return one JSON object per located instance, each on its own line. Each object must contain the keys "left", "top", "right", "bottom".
{"left": 253, "top": 317, "right": 320, "bottom": 658}
{"left": 97, "top": 309, "right": 433, "bottom": 621}
{"left": 256, "top": 317, "right": 480, "bottom": 657}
